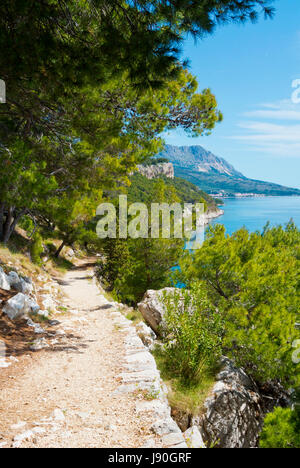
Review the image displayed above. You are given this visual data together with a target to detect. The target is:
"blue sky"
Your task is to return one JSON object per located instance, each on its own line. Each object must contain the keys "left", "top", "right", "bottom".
{"left": 165, "top": 0, "right": 300, "bottom": 189}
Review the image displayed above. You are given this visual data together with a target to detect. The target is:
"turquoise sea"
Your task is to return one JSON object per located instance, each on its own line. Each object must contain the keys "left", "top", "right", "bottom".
{"left": 209, "top": 196, "right": 300, "bottom": 235}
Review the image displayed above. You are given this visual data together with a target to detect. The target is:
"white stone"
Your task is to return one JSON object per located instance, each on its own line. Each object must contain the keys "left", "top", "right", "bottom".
{"left": 32, "top": 427, "right": 46, "bottom": 434}
{"left": 0, "top": 358, "right": 11, "bottom": 368}
{"left": 119, "top": 369, "right": 160, "bottom": 384}
{"left": 53, "top": 409, "right": 65, "bottom": 421}
{"left": 3, "top": 293, "right": 31, "bottom": 320}
{"left": 135, "top": 400, "right": 170, "bottom": 418}
{"left": 151, "top": 417, "right": 181, "bottom": 436}
{"left": 162, "top": 432, "right": 185, "bottom": 447}
{"left": 184, "top": 426, "right": 206, "bottom": 448}
{"left": 30, "top": 338, "right": 49, "bottom": 351}
{"left": 13, "top": 430, "right": 34, "bottom": 442}
{"left": 0, "top": 267, "right": 10, "bottom": 290}
{"left": 11, "top": 421, "right": 27, "bottom": 430}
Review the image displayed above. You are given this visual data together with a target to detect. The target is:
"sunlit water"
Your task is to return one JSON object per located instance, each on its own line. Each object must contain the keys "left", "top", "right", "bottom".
{"left": 209, "top": 196, "right": 300, "bottom": 235}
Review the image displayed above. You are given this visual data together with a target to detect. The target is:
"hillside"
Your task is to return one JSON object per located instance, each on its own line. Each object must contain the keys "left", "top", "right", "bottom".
{"left": 158, "top": 145, "right": 300, "bottom": 197}
{"left": 129, "top": 173, "right": 219, "bottom": 211}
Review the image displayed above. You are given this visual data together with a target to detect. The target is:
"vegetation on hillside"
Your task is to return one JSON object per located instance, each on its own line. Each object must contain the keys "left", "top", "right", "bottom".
{"left": 178, "top": 222, "right": 300, "bottom": 389}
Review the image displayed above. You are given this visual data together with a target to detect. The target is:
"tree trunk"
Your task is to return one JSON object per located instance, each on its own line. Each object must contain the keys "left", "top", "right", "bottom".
{"left": 54, "top": 240, "right": 65, "bottom": 258}
{"left": 2, "top": 207, "right": 26, "bottom": 244}
{"left": 0, "top": 203, "right": 5, "bottom": 242}
{"left": 3, "top": 206, "right": 14, "bottom": 244}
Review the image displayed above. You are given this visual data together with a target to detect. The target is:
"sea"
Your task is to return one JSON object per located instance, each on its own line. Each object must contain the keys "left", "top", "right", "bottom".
{"left": 208, "top": 196, "right": 300, "bottom": 235}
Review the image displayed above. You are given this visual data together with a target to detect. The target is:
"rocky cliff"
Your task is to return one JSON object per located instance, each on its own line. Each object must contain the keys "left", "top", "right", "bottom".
{"left": 137, "top": 163, "right": 174, "bottom": 180}
{"left": 158, "top": 145, "right": 300, "bottom": 197}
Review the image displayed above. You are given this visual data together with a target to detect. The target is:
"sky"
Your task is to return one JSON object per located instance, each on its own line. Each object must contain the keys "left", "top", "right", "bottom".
{"left": 165, "top": 0, "right": 300, "bottom": 189}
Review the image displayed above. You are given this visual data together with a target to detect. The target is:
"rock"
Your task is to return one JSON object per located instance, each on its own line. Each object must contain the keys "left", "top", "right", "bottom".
{"left": 151, "top": 417, "right": 182, "bottom": 436}
{"left": 138, "top": 288, "right": 179, "bottom": 335}
{"left": 140, "top": 438, "right": 156, "bottom": 448}
{"left": 171, "top": 407, "right": 191, "bottom": 432}
{"left": 38, "top": 310, "right": 50, "bottom": 319}
{"left": 135, "top": 400, "right": 170, "bottom": 419}
{"left": 42, "top": 295, "right": 56, "bottom": 312}
{"left": 66, "top": 248, "right": 75, "bottom": 258}
{"left": 193, "top": 357, "right": 263, "bottom": 448}
{"left": 7, "top": 271, "right": 33, "bottom": 294}
{"left": 30, "top": 338, "right": 49, "bottom": 351}
{"left": 119, "top": 369, "right": 161, "bottom": 384}
{"left": 11, "top": 422, "right": 27, "bottom": 430}
{"left": 76, "top": 412, "right": 90, "bottom": 420}
{"left": 105, "top": 424, "right": 117, "bottom": 431}
{"left": 137, "top": 163, "right": 174, "bottom": 180}
{"left": 136, "top": 321, "right": 157, "bottom": 348}
{"left": 162, "top": 432, "right": 185, "bottom": 447}
{"left": 0, "top": 358, "right": 11, "bottom": 368}
{"left": 27, "top": 298, "right": 40, "bottom": 315}
{"left": 0, "top": 267, "right": 10, "bottom": 290}
{"left": 13, "top": 430, "right": 34, "bottom": 442}
{"left": 184, "top": 426, "right": 206, "bottom": 448}
{"left": 48, "top": 320, "right": 60, "bottom": 326}
{"left": 32, "top": 427, "right": 46, "bottom": 435}
{"left": 26, "top": 318, "right": 45, "bottom": 334}
{"left": 3, "top": 293, "right": 31, "bottom": 320}
{"left": 125, "top": 351, "right": 157, "bottom": 372}
{"left": 53, "top": 409, "right": 65, "bottom": 421}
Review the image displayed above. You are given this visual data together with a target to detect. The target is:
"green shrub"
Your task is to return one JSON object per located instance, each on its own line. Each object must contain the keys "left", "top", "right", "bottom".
{"left": 260, "top": 406, "right": 300, "bottom": 448}
{"left": 161, "top": 284, "right": 224, "bottom": 386}
{"left": 30, "top": 232, "right": 44, "bottom": 265}
{"left": 179, "top": 222, "right": 300, "bottom": 388}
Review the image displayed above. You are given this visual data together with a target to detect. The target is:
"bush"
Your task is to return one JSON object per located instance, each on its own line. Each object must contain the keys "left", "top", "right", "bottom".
{"left": 30, "top": 232, "right": 44, "bottom": 265}
{"left": 260, "top": 406, "right": 300, "bottom": 448}
{"left": 179, "top": 222, "right": 300, "bottom": 388}
{"left": 161, "top": 284, "right": 224, "bottom": 386}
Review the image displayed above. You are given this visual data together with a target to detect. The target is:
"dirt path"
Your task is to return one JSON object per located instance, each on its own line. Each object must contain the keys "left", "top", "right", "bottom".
{"left": 0, "top": 260, "right": 162, "bottom": 448}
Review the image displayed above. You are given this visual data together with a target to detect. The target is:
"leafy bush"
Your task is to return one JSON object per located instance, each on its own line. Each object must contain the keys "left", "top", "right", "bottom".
{"left": 179, "top": 222, "right": 300, "bottom": 388}
{"left": 260, "top": 406, "right": 300, "bottom": 448}
{"left": 160, "top": 284, "right": 224, "bottom": 385}
{"left": 30, "top": 232, "right": 44, "bottom": 266}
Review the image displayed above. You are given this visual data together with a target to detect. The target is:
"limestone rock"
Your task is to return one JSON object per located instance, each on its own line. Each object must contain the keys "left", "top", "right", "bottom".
{"left": 0, "top": 267, "right": 10, "bottom": 290}
{"left": 193, "top": 357, "right": 263, "bottom": 448}
{"left": 30, "top": 338, "right": 49, "bottom": 351}
{"left": 137, "top": 163, "right": 174, "bottom": 180}
{"left": 3, "top": 293, "right": 31, "bottom": 320}
{"left": 7, "top": 271, "right": 33, "bottom": 294}
{"left": 136, "top": 321, "right": 157, "bottom": 348}
{"left": 53, "top": 409, "right": 65, "bottom": 421}
{"left": 151, "top": 417, "right": 181, "bottom": 436}
{"left": 138, "top": 288, "right": 180, "bottom": 336}
{"left": 184, "top": 426, "right": 206, "bottom": 448}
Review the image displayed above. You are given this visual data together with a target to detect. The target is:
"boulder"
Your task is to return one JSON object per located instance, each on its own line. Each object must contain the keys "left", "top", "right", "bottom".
{"left": 136, "top": 321, "right": 157, "bottom": 348}
{"left": 27, "top": 298, "right": 40, "bottom": 315}
{"left": 6, "top": 271, "right": 33, "bottom": 294}
{"left": 2, "top": 293, "right": 31, "bottom": 320}
{"left": 137, "top": 163, "right": 174, "bottom": 180}
{"left": 0, "top": 267, "right": 10, "bottom": 290}
{"left": 138, "top": 288, "right": 180, "bottom": 336}
{"left": 184, "top": 426, "right": 206, "bottom": 448}
{"left": 192, "top": 357, "right": 263, "bottom": 448}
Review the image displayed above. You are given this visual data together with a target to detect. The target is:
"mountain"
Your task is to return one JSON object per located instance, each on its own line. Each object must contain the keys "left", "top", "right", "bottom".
{"left": 158, "top": 145, "right": 300, "bottom": 197}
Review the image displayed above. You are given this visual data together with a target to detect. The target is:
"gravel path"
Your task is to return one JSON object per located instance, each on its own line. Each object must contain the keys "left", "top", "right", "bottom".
{"left": 0, "top": 260, "right": 162, "bottom": 448}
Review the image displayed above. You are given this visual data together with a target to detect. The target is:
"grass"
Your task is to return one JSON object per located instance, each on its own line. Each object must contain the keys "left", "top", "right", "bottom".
{"left": 153, "top": 346, "right": 216, "bottom": 417}
{"left": 48, "top": 255, "right": 74, "bottom": 273}
{"left": 126, "top": 309, "right": 143, "bottom": 324}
